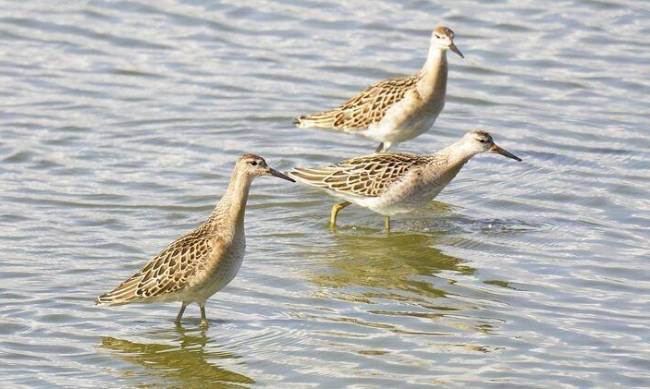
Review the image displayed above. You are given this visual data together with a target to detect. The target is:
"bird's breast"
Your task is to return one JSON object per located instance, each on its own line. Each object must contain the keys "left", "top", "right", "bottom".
{"left": 370, "top": 91, "right": 444, "bottom": 144}
{"left": 190, "top": 232, "right": 246, "bottom": 302}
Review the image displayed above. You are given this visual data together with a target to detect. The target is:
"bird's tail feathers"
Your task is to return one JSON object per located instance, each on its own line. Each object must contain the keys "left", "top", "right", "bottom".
{"left": 294, "top": 111, "right": 339, "bottom": 129}
{"left": 288, "top": 167, "right": 335, "bottom": 187}
{"left": 96, "top": 275, "right": 142, "bottom": 306}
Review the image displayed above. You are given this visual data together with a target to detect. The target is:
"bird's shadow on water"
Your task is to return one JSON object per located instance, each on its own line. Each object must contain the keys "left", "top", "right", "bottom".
{"left": 99, "top": 325, "right": 254, "bottom": 387}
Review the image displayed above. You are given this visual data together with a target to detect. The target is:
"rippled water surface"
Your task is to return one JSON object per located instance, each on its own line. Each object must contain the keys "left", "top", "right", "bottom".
{"left": 1, "top": 0, "right": 650, "bottom": 387}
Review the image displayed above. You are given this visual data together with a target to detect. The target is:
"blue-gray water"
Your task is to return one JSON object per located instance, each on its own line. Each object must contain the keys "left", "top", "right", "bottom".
{"left": 1, "top": 0, "right": 649, "bottom": 387}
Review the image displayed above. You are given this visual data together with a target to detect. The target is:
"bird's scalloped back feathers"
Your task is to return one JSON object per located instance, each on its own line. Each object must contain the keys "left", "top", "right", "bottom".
{"left": 96, "top": 224, "right": 214, "bottom": 306}
{"left": 290, "top": 153, "right": 430, "bottom": 198}
{"left": 295, "top": 74, "right": 422, "bottom": 131}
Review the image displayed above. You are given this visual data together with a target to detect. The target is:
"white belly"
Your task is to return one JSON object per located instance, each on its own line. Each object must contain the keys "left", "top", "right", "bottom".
{"left": 356, "top": 184, "right": 443, "bottom": 216}
{"left": 338, "top": 164, "right": 457, "bottom": 217}
{"left": 365, "top": 96, "right": 444, "bottom": 145}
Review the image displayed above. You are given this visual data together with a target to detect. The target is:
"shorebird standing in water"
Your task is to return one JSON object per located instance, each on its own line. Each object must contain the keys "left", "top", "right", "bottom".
{"left": 97, "top": 154, "right": 295, "bottom": 327}
{"left": 295, "top": 26, "right": 464, "bottom": 152}
{"left": 289, "top": 131, "right": 521, "bottom": 231}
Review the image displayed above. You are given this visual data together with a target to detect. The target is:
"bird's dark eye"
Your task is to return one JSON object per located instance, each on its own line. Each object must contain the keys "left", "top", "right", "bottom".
{"left": 250, "top": 161, "right": 258, "bottom": 166}
{"left": 435, "top": 34, "right": 442, "bottom": 39}
{"left": 479, "top": 139, "right": 487, "bottom": 143}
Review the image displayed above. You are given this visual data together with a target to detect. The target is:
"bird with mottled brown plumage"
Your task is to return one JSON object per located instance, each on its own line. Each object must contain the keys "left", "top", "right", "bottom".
{"left": 96, "top": 154, "right": 295, "bottom": 327}
{"left": 295, "top": 26, "right": 464, "bottom": 152}
{"left": 289, "top": 131, "right": 521, "bottom": 231}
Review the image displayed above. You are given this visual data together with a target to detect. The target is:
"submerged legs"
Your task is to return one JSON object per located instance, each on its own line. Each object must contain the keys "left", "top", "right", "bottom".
{"left": 375, "top": 142, "right": 391, "bottom": 153}
{"left": 329, "top": 202, "right": 391, "bottom": 232}
{"left": 175, "top": 302, "right": 208, "bottom": 327}
{"left": 175, "top": 302, "right": 188, "bottom": 325}
{"left": 199, "top": 303, "right": 208, "bottom": 328}
{"left": 330, "top": 201, "right": 351, "bottom": 229}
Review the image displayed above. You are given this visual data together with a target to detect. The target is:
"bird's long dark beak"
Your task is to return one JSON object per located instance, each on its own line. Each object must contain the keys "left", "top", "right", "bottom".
{"left": 449, "top": 42, "right": 464, "bottom": 58}
{"left": 268, "top": 167, "right": 295, "bottom": 182}
{"left": 490, "top": 144, "right": 521, "bottom": 162}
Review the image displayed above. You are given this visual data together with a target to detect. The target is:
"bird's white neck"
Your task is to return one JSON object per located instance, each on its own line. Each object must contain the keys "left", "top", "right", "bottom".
{"left": 418, "top": 46, "right": 448, "bottom": 99}
{"left": 211, "top": 168, "right": 252, "bottom": 231}
{"left": 421, "top": 140, "right": 476, "bottom": 187}
{"left": 437, "top": 138, "right": 479, "bottom": 166}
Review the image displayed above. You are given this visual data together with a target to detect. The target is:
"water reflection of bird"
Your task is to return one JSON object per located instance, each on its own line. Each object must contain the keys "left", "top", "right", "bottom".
{"left": 310, "top": 231, "right": 475, "bottom": 303}
{"left": 100, "top": 326, "right": 254, "bottom": 387}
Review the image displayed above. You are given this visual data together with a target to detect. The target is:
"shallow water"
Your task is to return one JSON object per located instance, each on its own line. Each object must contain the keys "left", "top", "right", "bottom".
{"left": 1, "top": 0, "right": 649, "bottom": 387}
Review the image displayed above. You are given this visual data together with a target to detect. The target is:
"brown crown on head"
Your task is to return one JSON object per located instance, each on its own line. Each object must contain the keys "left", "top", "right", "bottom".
{"left": 434, "top": 26, "right": 455, "bottom": 38}
{"left": 471, "top": 130, "right": 493, "bottom": 142}
{"left": 239, "top": 153, "right": 264, "bottom": 162}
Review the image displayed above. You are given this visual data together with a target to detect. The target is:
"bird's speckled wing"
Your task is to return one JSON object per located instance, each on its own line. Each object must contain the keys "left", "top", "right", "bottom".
{"left": 97, "top": 223, "right": 216, "bottom": 305}
{"left": 295, "top": 74, "right": 421, "bottom": 131}
{"left": 290, "top": 153, "right": 431, "bottom": 198}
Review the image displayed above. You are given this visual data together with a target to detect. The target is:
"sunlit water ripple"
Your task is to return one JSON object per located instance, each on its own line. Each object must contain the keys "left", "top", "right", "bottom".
{"left": 1, "top": 0, "right": 649, "bottom": 387}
